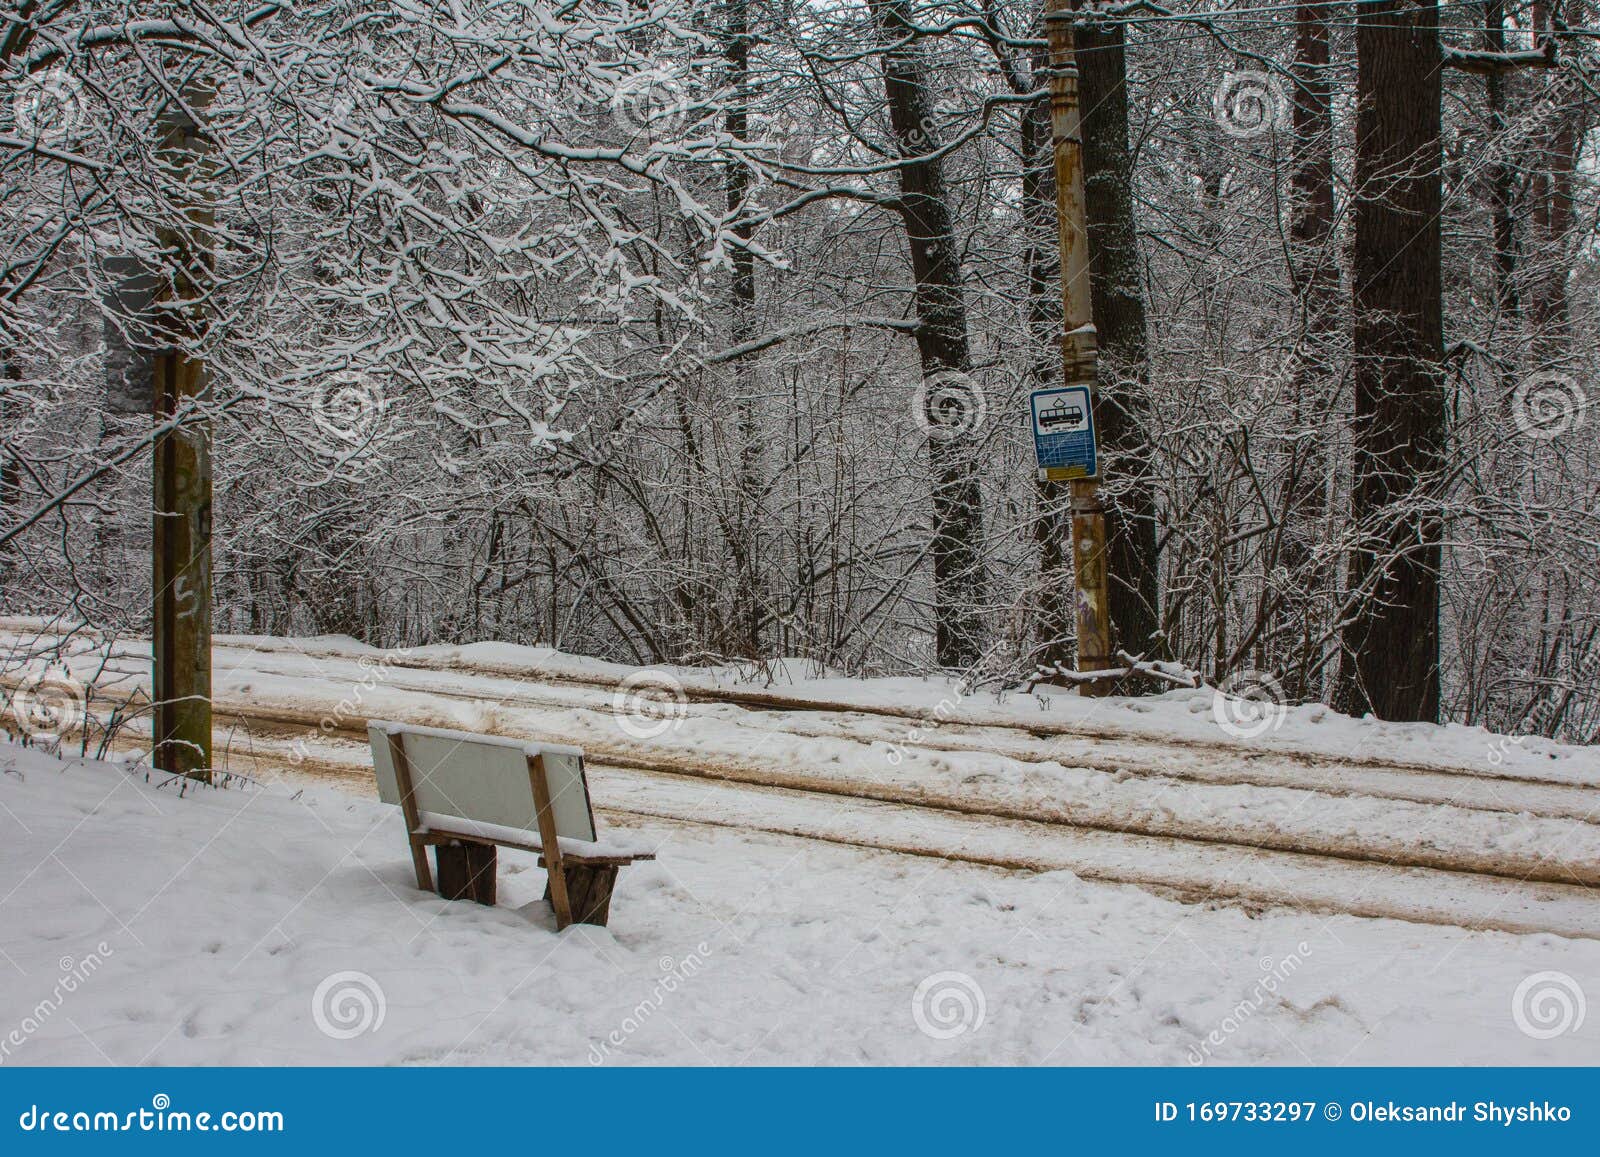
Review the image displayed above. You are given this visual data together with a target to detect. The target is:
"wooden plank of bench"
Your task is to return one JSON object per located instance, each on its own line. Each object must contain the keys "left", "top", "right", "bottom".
{"left": 387, "top": 730, "right": 433, "bottom": 893}
{"left": 412, "top": 828, "right": 654, "bottom": 866}
{"left": 417, "top": 827, "right": 647, "bottom": 928}
{"left": 558, "top": 852, "right": 655, "bottom": 866}
{"left": 528, "top": 752, "right": 574, "bottom": 930}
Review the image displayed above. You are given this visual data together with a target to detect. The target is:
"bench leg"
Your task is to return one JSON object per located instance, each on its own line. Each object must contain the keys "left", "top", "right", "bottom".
{"left": 435, "top": 840, "right": 497, "bottom": 906}
{"left": 543, "top": 863, "right": 618, "bottom": 927}
{"left": 406, "top": 834, "right": 433, "bottom": 892}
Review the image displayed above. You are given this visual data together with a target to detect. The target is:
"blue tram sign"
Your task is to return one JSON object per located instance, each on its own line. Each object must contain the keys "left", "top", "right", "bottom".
{"left": 1030, "top": 385, "right": 1098, "bottom": 481}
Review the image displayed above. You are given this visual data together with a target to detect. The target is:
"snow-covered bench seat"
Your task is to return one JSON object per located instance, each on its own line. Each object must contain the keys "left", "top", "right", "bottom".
{"left": 368, "top": 720, "right": 654, "bottom": 929}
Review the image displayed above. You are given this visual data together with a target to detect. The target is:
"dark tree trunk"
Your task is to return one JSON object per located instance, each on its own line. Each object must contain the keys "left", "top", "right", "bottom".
{"left": 1289, "top": 4, "right": 1338, "bottom": 405}
{"left": 0, "top": 353, "right": 20, "bottom": 591}
{"left": 869, "top": 0, "right": 989, "bottom": 668}
{"left": 1483, "top": 0, "right": 1520, "bottom": 332}
{"left": 0, "top": 354, "right": 19, "bottom": 525}
{"left": 1338, "top": 0, "right": 1445, "bottom": 722}
{"left": 1280, "top": 2, "right": 1340, "bottom": 698}
{"left": 725, "top": 0, "right": 762, "bottom": 658}
{"left": 1069, "top": 7, "right": 1161, "bottom": 663}
{"left": 1290, "top": 6, "right": 1337, "bottom": 263}
{"left": 1527, "top": 1, "right": 1579, "bottom": 369}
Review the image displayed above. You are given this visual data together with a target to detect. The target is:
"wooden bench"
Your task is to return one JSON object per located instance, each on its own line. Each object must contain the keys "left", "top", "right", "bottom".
{"left": 368, "top": 720, "right": 654, "bottom": 929}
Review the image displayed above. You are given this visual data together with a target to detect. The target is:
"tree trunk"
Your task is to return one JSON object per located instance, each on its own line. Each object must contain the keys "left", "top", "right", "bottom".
{"left": 1484, "top": 0, "right": 1520, "bottom": 334}
{"left": 724, "top": 0, "right": 762, "bottom": 658}
{"left": 1069, "top": 4, "right": 1160, "bottom": 663}
{"left": 1289, "top": 3, "right": 1338, "bottom": 426}
{"left": 1280, "top": 1, "right": 1340, "bottom": 698}
{"left": 869, "top": 0, "right": 989, "bottom": 669}
{"left": 1527, "top": 1, "right": 1579, "bottom": 370}
{"left": 0, "top": 354, "right": 19, "bottom": 530}
{"left": 1338, "top": 0, "right": 1445, "bottom": 722}
{"left": 0, "top": 354, "right": 20, "bottom": 594}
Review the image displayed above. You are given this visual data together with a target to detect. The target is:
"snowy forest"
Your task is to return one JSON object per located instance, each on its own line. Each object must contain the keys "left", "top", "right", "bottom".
{"left": 2, "top": 0, "right": 1597, "bottom": 736}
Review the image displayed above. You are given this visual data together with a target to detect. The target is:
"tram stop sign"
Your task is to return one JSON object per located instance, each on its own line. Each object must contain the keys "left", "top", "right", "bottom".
{"left": 1030, "top": 385, "right": 1097, "bottom": 481}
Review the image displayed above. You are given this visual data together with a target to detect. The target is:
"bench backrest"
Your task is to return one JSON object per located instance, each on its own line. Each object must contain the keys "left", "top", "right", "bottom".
{"left": 368, "top": 720, "right": 597, "bottom": 844}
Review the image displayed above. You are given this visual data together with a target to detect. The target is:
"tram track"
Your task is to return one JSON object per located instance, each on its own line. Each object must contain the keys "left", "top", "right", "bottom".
{"left": 7, "top": 622, "right": 1600, "bottom": 939}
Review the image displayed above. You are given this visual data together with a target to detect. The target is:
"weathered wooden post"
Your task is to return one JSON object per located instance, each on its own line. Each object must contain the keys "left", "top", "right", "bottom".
{"left": 151, "top": 86, "right": 214, "bottom": 780}
{"left": 1044, "top": 5, "right": 1114, "bottom": 694}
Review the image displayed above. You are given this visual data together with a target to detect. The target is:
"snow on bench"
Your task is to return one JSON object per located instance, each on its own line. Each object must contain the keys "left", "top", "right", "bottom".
{"left": 368, "top": 720, "right": 654, "bottom": 929}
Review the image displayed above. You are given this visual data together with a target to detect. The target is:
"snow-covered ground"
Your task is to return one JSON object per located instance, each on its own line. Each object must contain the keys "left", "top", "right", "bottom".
{"left": 10, "top": 624, "right": 1600, "bottom": 938}
{"left": 2, "top": 741, "right": 1597, "bottom": 1066}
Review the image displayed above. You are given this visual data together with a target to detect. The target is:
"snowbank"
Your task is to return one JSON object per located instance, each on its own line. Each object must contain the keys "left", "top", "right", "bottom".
{"left": 2, "top": 742, "right": 1597, "bottom": 1065}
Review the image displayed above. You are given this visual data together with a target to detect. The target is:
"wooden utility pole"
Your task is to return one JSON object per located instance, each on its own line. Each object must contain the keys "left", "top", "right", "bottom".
{"left": 151, "top": 88, "right": 214, "bottom": 781}
{"left": 1045, "top": 7, "right": 1114, "bottom": 693}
